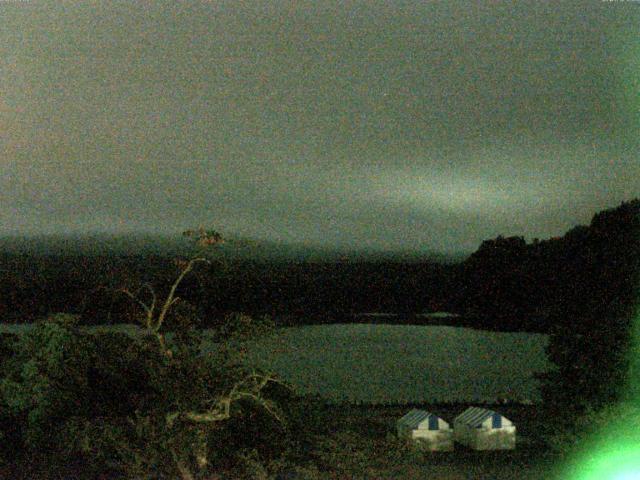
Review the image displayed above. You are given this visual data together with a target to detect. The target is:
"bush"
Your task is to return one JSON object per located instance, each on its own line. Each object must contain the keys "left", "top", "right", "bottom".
{"left": 217, "top": 312, "right": 276, "bottom": 342}
{"left": 0, "top": 231, "right": 292, "bottom": 478}
{"left": 87, "top": 330, "right": 158, "bottom": 416}
{"left": 0, "top": 331, "right": 19, "bottom": 459}
{"left": 85, "top": 333, "right": 290, "bottom": 479}
{"left": 0, "top": 332, "right": 18, "bottom": 368}
{"left": 0, "top": 310, "right": 291, "bottom": 478}
{"left": 0, "top": 314, "right": 95, "bottom": 453}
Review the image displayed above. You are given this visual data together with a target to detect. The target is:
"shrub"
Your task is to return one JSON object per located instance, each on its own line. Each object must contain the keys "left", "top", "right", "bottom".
{"left": 0, "top": 331, "right": 19, "bottom": 460}
{"left": 0, "top": 313, "right": 95, "bottom": 453}
{"left": 0, "top": 230, "right": 292, "bottom": 478}
{"left": 86, "top": 330, "right": 158, "bottom": 417}
{"left": 0, "top": 332, "right": 18, "bottom": 367}
{"left": 217, "top": 312, "right": 276, "bottom": 342}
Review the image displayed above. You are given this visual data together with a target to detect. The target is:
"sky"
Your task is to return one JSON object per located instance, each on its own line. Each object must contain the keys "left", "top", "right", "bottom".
{"left": 1, "top": 1, "right": 638, "bottom": 254}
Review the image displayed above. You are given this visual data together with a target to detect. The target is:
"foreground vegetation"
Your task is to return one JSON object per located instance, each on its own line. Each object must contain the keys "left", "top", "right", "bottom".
{"left": 0, "top": 314, "right": 612, "bottom": 479}
{"left": 0, "top": 310, "right": 560, "bottom": 479}
{"left": 0, "top": 322, "right": 550, "bottom": 405}
{"left": 0, "top": 315, "right": 557, "bottom": 479}
{"left": 0, "top": 313, "right": 294, "bottom": 479}
{"left": 0, "top": 198, "right": 638, "bottom": 478}
{"left": 0, "top": 229, "right": 291, "bottom": 479}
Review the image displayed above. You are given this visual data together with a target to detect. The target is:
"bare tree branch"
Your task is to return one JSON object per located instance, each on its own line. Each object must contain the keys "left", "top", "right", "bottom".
{"left": 169, "top": 371, "right": 285, "bottom": 427}
{"left": 141, "top": 283, "right": 157, "bottom": 316}
{"left": 156, "top": 257, "right": 210, "bottom": 332}
{"left": 118, "top": 288, "right": 152, "bottom": 320}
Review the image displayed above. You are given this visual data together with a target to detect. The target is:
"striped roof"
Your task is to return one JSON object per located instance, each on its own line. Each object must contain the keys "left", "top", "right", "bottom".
{"left": 398, "top": 409, "right": 446, "bottom": 430}
{"left": 455, "top": 407, "right": 511, "bottom": 428}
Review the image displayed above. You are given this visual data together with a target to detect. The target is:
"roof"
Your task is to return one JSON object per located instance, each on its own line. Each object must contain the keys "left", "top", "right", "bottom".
{"left": 398, "top": 409, "right": 447, "bottom": 430}
{"left": 454, "top": 407, "right": 512, "bottom": 428}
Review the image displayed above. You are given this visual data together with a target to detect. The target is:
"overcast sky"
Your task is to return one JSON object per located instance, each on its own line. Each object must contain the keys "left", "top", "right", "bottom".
{"left": 1, "top": 1, "right": 638, "bottom": 253}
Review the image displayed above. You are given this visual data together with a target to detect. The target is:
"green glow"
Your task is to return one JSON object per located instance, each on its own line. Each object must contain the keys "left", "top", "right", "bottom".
{"left": 560, "top": 286, "right": 640, "bottom": 479}
{"left": 565, "top": 439, "right": 640, "bottom": 480}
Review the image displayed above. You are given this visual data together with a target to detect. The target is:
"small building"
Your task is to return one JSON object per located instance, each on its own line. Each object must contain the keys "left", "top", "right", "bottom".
{"left": 453, "top": 407, "right": 516, "bottom": 450}
{"left": 396, "top": 409, "right": 453, "bottom": 451}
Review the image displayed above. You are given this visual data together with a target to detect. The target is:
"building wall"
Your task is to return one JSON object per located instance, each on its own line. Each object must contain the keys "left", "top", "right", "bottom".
{"left": 454, "top": 424, "right": 516, "bottom": 450}
{"left": 474, "top": 427, "right": 516, "bottom": 450}
{"left": 397, "top": 425, "right": 453, "bottom": 451}
{"left": 453, "top": 423, "right": 475, "bottom": 448}
{"left": 412, "top": 429, "right": 454, "bottom": 451}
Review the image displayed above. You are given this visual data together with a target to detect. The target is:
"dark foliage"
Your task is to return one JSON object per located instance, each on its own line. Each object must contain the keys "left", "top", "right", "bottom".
{"left": 539, "top": 199, "right": 640, "bottom": 414}
{"left": 0, "top": 312, "right": 293, "bottom": 478}
{"left": 0, "top": 250, "right": 455, "bottom": 327}
{"left": 2, "top": 199, "right": 636, "bottom": 336}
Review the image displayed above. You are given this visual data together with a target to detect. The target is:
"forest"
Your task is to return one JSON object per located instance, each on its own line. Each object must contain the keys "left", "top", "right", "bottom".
{"left": 0, "top": 200, "right": 637, "bottom": 336}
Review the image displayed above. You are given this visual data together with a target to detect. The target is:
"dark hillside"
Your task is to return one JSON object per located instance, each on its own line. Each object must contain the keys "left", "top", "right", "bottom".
{"left": 0, "top": 200, "right": 637, "bottom": 334}
{"left": 450, "top": 199, "right": 640, "bottom": 333}
{"left": 0, "top": 250, "right": 455, "bottom": 327}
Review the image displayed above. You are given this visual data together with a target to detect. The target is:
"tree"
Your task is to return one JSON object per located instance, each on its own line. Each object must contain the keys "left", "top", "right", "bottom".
{"left": 540, "top": 200, "right": 640, "bottom": 416}
{"left": 112, "top": 228, "right": 286, "bottom": 479}
{"left": 0, "top": 228, "right": 290, "bottom": 480}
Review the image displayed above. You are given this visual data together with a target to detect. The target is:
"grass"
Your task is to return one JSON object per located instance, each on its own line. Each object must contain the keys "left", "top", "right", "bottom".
{"left": 0, "top": 321, "right": 559, "bottom": 478}
{"left": 241, "top": 324, "right": 550, "bottom": 404}
{"left": 298, "top": 403, "right": 560, "bottom": 479}
{"left": 1, "top": 322, "right": 550, "bottom": 404}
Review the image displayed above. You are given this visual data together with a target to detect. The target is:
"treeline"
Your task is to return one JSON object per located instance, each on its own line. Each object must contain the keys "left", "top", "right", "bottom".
{"left": 448, "top": 198, "right": 640, "bottom": 335}
{"left": 0, "top": 253, "right": 455, "bottom": 327}
{"left": 0, "top": 199, "right": 637, "bottom": 338}
{"left": 443, "top": 198, "right": 639, "bottom": 418}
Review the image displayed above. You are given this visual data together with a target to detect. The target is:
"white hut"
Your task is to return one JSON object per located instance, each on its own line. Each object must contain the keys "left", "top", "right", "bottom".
{"left": 453, "top": 407, "right": 515, "bottom": 450}
{"left": 396, "top": 409, "right": 453, "bottom": 451}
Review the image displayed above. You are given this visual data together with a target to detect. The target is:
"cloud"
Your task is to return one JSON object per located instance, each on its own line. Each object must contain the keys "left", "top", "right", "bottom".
{"left": 0, "top": 2, "right": 637, "bottom": 252}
